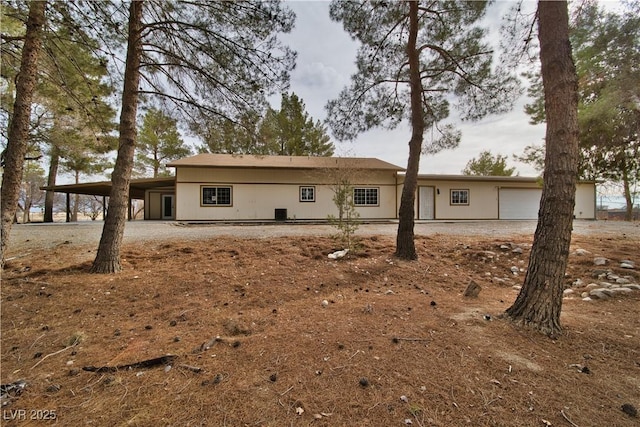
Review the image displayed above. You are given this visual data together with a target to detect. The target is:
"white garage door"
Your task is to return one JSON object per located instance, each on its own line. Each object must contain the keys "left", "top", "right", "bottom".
{"left": 499, "top": 188, "right": 542, "bottom": 220}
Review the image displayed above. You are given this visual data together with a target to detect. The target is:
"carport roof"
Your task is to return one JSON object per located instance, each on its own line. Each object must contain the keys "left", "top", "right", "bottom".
{"left": 41, "top": 177, "right": 175, "bottom": 199}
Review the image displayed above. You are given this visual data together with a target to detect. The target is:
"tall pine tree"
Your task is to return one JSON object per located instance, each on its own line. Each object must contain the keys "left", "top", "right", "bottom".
{"left": 326, "top": 0, "right": 519, "bottom": 259}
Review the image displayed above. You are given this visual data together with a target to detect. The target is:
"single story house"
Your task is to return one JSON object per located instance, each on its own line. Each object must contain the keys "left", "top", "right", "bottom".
{"left": 43, "top": 154, "right": 597, "bottom": 221}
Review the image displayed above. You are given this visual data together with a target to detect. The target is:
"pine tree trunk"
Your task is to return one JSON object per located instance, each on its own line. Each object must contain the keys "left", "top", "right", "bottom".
{"left": 91, "top": 0, "right": 144, "bottom": 274}
{"left": 72, "top": 171, "right": 80, "bottom": 222}
{"left": 0, "top": 1, "right": 46, "bottom": 269}
{"left": 505, "top": 0, "right": 579, "bottom": 337}
{"left": 395, "top": 1, "right": 424, "bottom": 261}
{"left": 44, "top": 145, "right": 60, "bottom": 222}
{"left": 621, "top": 164, "right": 633, "bottom": 221}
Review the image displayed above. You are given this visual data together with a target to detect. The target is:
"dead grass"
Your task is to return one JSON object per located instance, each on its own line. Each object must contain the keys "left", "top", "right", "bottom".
{"left": 1, "top": 231, "right": 639, "bottom": 426}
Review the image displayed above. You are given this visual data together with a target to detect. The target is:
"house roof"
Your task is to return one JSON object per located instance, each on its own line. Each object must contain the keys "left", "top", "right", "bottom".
{"left": 166, "top": 153, "right": 405, "bottom": 171}
{"left": 41, "top": 177, "right": 175, "bottom": 199}
{"left": 414, "top": 174, "right": 542, "bottom": 182}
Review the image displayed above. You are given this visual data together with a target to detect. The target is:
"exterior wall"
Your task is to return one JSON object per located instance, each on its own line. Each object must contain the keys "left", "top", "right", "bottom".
{"left": 409, "top": 178, "right": 596, "bottom": 220}
{"left": 145, "top": 188, "right": 175, "bottom": 220}
{"left": 169, "top": 167, "right": 596, "bottom": 221}
{"left": 440, "top": 180, "right": 501, "bottom": 220}
{"left": 411, "top": 178, "right": 516, "bottom": 219}
{"left": 174, "top": 167, "right": 399, "bottom": 221}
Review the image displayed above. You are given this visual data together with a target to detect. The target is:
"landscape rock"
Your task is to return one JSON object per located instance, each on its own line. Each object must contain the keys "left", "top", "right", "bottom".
{"left": 593, "top": 257, "right": 608, "bottom": 266}
{"left": 512, "top": 247, "right": 524, "bottom": 254}
{"left": 563, "top": 289, "right": 575, "bottom": 296}
{"left": 620, "top": 261, "right": 635, "bottom": 269}
{"left": 574, "top": 248, "right": 590, "bottom": 256}
{"left": 463, "top": 280, "right": 482, "bottom": 298}
{"left": 616, "top": 278, "right": 631, "bottom": 285}
{"left": 589, "top": 290, "right": 610, "bottom": 300}
{"left": 622, "top": 284, "right": 640, "bottom": 290}
{"left": 621, "top": 403, "right": 638, "bottom": 418}
{"left": 328, "top": 249, "right": 349, "bottom": 260}
{"left": 609, "top": 287, "right": 633, "bottom": 294}
{"left": 591, "top": 269, "right": 609, "bottom": 278}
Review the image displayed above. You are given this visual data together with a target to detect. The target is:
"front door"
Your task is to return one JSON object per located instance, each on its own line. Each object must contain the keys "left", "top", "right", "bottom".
{"left": 161, "top": 194, "right": 175, "bottom": 220}
{"left": 418, "top": 186, "right": 435, "bottom": 219}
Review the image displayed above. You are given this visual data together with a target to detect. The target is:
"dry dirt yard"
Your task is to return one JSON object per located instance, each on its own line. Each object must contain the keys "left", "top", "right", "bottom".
{"left": 1, "top": 221, "right": 639, "bottom": 426}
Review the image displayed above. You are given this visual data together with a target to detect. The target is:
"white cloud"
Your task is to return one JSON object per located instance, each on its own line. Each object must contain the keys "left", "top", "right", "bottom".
{"left": 293, "top": 61, "right": 345, "bottom": 90}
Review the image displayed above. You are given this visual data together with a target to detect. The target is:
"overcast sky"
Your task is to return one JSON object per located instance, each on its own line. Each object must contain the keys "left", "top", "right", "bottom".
{"left": 276, "top": 0, "right": 549, "bottom": 176}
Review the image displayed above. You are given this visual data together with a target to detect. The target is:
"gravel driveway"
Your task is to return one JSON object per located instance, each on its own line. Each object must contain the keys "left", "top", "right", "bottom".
{"left": 5, "top": 219, "right": 639, "bottom": 256}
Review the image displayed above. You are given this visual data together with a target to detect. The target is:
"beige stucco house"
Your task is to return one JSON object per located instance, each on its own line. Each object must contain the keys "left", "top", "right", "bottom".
{"left": 412, "top": 175, "right": 596, "bottom": 220}
{"left": 43, "top": 153, "right": 597, "bottom": 221}
{"left": 162, "top": 154, "right": 404, "bottom": 221}
{"left": 155, "top": 154, "right": 595, "bottom": 221}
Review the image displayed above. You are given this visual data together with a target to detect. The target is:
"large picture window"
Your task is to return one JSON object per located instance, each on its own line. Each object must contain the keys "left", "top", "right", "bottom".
{"left": 353, "top": 188, "right": 379, "bottom": 206}
{"left": 450, "top": 189, "right": 469, "bottom": 206}
{"left": 202, "top": 186, "right": 232, "bottom": 206}
{"left": 300, "top": 186, "right": 315, "bottom": 202}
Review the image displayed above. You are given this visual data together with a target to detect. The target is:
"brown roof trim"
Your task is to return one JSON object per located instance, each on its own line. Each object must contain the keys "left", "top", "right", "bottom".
{"left": 411, "top": 174, "right": 596, "bottom": 184}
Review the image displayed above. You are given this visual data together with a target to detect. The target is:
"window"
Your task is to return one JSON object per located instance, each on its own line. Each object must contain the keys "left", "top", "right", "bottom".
{"left": 300, "top": 186, "right": 315, "bottom": 202}
{"left": 202, "top": 186, "right": 232, "bottom": 206}
{"left": 450, "top": 189, "right": 469, "bottom": 205}
{"left": 353, "top": 188, "right": 379, "bottom": 206}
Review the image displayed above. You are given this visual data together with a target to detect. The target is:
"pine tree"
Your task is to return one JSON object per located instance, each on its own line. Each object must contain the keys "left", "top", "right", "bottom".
{"left": 90, "top": 0, "right": 296, "bottom": 273}
{"left": 1, "top": 0, "right": 46, "bottom": 268}
{"left": 135, "top": 108, "right": 191, "bottom": 177}
{"left": 462, "top": 150, "right": 517, "bottom": 176}
{"left": 326, "top": 0, "right": 519, "bottom": 260}
{"left": 505, "top": 0, "right": 580, "bottom": 337}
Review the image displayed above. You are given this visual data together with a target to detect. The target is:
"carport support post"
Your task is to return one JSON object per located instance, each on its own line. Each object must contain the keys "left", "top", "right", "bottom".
{"left": 128, "top": 198, "right": 132, "bottom": 221}
{"left": 103, "top": 196, "right": 107, "bottom": 220}
{"left": 66, "top": 193, "right": 70, "bottom": 223}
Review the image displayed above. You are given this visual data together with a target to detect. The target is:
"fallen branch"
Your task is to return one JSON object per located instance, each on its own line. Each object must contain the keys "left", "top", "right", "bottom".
{"left": 392, "top": 337, "right": 430, "bottom": 343}
{"left": 561, "top": 409, "right": 580, "bottom": 427}
{"left": 280, "top": 385, "right": 294, "bottom": 396}
{"left": 29, "top": 333, "right": 46, "bottom": 349}
{"left": 83, "top": 355, "right": 178, "bottom": 373}
{"left": 31, "top": 339, "right": 79, "bottom": 370}
{"left": 177, "top": 364, "right": 203, "bottom": 373}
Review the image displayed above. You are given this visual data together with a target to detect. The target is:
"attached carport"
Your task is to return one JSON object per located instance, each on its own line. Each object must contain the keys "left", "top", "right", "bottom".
{"left": 41, "top": 177, "right": 175, "bottom": 222}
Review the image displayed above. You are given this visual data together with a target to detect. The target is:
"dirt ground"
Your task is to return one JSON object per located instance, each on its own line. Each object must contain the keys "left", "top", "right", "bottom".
{"left": 1, "top": 223, "right": 639, "bottom": 426}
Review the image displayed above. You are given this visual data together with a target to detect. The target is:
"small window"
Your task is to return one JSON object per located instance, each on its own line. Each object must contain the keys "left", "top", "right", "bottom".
{"left": 202, "top": 186, "right": 232, "bottom": 206}
{"left": 450, "top": 189, "right": 469, "bottom": 205}
{"left": 354, "top": 188, "right": 379, "bottom": 206}
{"left": 300, "top": 186, "right": 315, "bottom": 202}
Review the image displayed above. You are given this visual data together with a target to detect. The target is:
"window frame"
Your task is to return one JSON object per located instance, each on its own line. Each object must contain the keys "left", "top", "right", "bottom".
{"left": 450, "top": 189, "right": 470, "bottom": 206}
{"left": 353, "top": 187, "right": 380, "bottom": 207}
{"left": 201, "top": 185, "right": 233, "bottom": 207}
{"left": 299, "top": 186, "right": 316, "bottom": 202}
